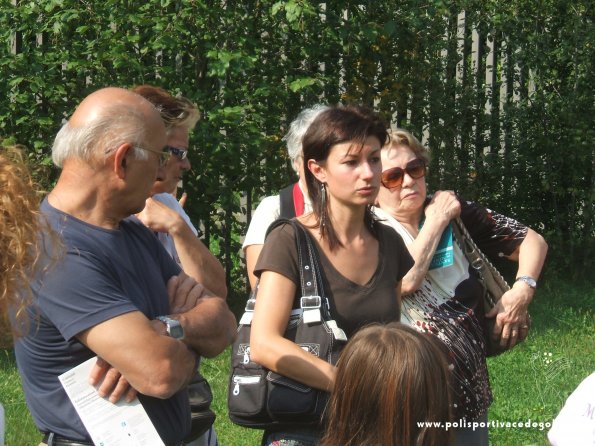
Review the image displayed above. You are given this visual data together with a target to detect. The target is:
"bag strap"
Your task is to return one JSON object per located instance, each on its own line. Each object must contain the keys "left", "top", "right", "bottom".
{"left": 239, "top": 218, "right": 294, "bottom": 325}
{"left": 279, "top": 184, "right": 297, "bottom": 219}
{"left": 451, "top": 216, "right": 510, "bottom": 306}
{"left": 292, "top": 183, "right": 305, "bottom": 216}
{"left": 291, "top": 220, "right": 347, "bottom": 341}
{"left": 279, "top": 183, "right": 306, "bottom": 219}
{"left": 242, "top": 219, "right": 346, "bottom": 340}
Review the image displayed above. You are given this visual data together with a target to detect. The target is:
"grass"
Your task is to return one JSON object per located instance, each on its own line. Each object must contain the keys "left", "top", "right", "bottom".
{"left": 1, "top": 276, "right": 593, "bottom": 445}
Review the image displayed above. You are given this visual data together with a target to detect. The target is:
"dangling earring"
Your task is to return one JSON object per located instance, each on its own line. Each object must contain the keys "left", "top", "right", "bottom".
{"left": 367, "top": 204, "right": 375, "bottom": 229}
{"left": 320, "top": 182, "right": 327, "bottom": 229}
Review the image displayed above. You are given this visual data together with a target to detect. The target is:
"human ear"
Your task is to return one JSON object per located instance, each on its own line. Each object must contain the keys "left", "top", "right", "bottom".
{"left": 307, "top": 159, "right": 327, "bottom": 183}
{"left": 113, "top": 143, "right": 132, "bottom": 179}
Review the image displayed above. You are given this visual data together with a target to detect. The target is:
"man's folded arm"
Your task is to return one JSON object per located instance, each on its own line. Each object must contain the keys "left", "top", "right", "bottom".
{"left": 165, "top": 272, "right": 237, "bottom": 358}
{"left": 78, "top": 311, "right": 198, "bottom": 399}
{"left": 174, "top": 295, "right": 237, "bottom": 357}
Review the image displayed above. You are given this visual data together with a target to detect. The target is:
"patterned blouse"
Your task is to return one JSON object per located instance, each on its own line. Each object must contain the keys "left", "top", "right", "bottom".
{"left": 376, "top": 199, "right": 528, "bottom": 421}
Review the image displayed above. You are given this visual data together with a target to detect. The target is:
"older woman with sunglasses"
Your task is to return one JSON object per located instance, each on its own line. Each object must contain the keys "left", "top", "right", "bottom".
{"left": 375, "top": 129, "right": 548, "bottom": 446}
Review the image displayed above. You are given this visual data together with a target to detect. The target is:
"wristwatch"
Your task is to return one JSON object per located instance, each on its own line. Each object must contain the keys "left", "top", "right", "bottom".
{"left": 515, "top": 276, "right": 537, "bottom": 289}
{"left": 156, "top": 316, "right": 185, "bottom": 340}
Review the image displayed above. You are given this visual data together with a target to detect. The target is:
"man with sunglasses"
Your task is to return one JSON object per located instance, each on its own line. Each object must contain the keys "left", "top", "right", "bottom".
{"left": 132, "top": 85, "right": 228, "bottom": 446}
{"left": 13, "top": 87, "right": 236, "bottom": 446}
{"left": 132, "top": 85, "right": 227, "bottom": 300}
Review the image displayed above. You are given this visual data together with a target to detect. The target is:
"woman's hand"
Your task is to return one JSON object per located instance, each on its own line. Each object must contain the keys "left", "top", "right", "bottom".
{"left": 486, "top": 282, "right": 533, "bottom": 348}
{"left": 424, "top": 190, "right": 461, "bottom": 225}
{"left": 400, "top": 190, "right": 461, "bottom": 294}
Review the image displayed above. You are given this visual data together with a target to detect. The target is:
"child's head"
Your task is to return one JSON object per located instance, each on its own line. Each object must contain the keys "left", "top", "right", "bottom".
{"left": 322, "top": 322, "right": 453, "bottom": 446}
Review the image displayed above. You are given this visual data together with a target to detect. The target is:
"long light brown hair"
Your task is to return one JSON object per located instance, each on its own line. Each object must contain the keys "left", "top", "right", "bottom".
{"left": 0, "top": 145, "right": 55, "bottom": 339}
{"left": 321, "top": 323, "right": 453, "bottom": 446}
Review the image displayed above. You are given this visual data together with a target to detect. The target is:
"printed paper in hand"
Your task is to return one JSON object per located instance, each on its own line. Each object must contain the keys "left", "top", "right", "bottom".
{"left": 58, "top": 356, "right": 165, "bottom": 446}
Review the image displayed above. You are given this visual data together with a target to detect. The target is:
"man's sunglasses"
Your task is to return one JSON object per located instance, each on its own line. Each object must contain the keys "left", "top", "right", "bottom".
{"left": 381, "top": 158, "right": 426, "bottom": 189}
{"left": 165, "top": 146, "right": 188, "bottom": 160}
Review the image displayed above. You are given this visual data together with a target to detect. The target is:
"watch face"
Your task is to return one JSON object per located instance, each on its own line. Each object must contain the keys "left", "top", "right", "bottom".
{"left": 169, "top": 322, "right": 184, "bottom": 340}
{"left": 158, "top": 316, "right": 185, "bottom": 339}
{"left": 518, "top": 276, "right": 537, "bottom": 288}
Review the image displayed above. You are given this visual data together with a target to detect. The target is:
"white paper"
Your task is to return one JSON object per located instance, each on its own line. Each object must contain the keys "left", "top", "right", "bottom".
{"left": 59, "top": 357, "right": 165, "bottom": 446}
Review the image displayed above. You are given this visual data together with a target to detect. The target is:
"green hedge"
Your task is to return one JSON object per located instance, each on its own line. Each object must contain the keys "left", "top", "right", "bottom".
{"left": 1, "top": 0, "right": 593, "bottom": 288}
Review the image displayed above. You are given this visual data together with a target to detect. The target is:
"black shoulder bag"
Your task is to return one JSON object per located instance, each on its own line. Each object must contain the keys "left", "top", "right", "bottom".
{"left": 228, "top": 219, "right": 347, "bottom": 429}
{"left": 184, "top": 372, "right": 216, "bottom": 442}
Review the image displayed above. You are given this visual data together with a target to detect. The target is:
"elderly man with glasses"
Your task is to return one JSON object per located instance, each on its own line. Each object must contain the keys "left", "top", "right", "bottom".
{"left": 12, "top": 87, "right": 236, "bottom": 446}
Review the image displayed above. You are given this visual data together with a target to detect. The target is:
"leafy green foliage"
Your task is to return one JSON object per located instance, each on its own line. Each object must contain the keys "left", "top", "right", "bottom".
{"left": 0, "top": 0, "right": 592, "bottom": 292}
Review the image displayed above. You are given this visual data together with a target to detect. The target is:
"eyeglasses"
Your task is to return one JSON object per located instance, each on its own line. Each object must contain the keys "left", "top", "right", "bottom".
{"left": 381, "top": 158, "right": 426, "bottom": 189}
{"left": 134, "top": 146, "right": 170, "bottom": 167}
{"left": 165, "top": 145, "right": 188, "bottom": 160}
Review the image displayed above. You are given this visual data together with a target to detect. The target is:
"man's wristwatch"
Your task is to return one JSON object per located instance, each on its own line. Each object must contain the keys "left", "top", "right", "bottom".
{"left": 156, "top": 315, "right": 185, "bottom": 340}
{"left": 515, "top": 275, "right": 537, "bottom": 289}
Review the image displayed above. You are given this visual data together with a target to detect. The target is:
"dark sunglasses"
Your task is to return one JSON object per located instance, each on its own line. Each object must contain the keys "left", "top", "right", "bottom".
{"left": 165, "top": 145, "right": 188, "bottom": 160}
{"left": 381, "top": 158, "right": 426, "bottom": 189}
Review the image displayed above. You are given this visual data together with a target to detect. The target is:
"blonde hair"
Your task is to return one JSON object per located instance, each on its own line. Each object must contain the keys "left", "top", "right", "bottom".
{"left": 384, "top": 128, "right": 430, "bottom": 165}
{"left": 132, "top": 85, "right": 200, "bottom": 132}
{"left": 0, "top": 145, "right": 57, "bottom": 338}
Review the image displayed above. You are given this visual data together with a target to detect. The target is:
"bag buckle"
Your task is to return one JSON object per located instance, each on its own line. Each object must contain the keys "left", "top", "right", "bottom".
{"left": 300, "top": 296, "right": 322, "bottom": 323}
{"left": 238, "top": 298, "right": 256, "bottom": 325}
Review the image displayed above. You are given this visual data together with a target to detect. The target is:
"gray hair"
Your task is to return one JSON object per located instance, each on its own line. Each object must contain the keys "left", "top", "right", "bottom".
{"left": 283, "top": 104, "right": 330, "bottom": 173}
{"left": 52, "top": 104, "right": 148, "bottom": 167}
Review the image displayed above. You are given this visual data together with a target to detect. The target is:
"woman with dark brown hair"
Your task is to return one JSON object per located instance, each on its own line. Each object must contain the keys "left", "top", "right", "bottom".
{"left": 320, "top": 323, "right": 453, "bottom": 446}
{"left": 249, "top": 105, "right": 414, "bottom": 445}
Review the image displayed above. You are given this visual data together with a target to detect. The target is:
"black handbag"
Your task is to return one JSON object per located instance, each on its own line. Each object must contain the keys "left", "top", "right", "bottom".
{"left": 228, "top": 219, "right": 347, "bottom": 429}
{"left": 183, "top": 371, "right": 216, "bottom": 442}
{"left": 452, "top": 216, "right": 531, "bottom": 356}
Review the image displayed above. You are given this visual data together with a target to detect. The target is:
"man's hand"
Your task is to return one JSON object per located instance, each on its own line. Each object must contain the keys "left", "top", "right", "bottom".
{"left": 178, "top": 192, "right": 188, "bottom": 208}
{"left": 167, "top": 271, "right": 209, "bottom": 314}
{"left": 136, "top": 197, "right": 180, "bottom": 233}
{"left": 88, "top": 357, "right": 137, "bottom": 403}
{"left": 165, "top": 271, "right": 237, "bottom": 357}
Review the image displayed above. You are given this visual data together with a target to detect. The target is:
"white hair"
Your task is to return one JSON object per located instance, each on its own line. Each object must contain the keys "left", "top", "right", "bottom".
{"left": 52, "top": 104, "right": 148, "bottom": 167}
{"left": 283, "top": 104, "right": 330, "bottom": 173}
